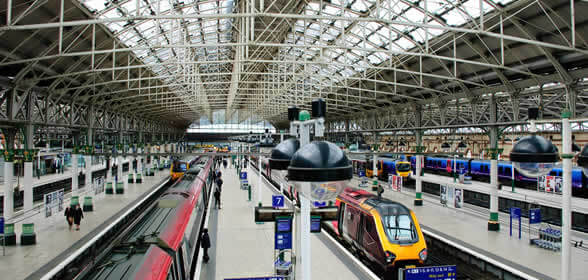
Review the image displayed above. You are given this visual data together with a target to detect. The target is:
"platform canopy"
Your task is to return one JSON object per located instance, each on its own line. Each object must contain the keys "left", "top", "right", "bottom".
{"left": 0, "top": 0, "right": 587, "bottom": 131}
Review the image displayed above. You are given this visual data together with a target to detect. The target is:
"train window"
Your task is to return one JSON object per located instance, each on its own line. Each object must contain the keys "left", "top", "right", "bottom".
{"left": 381, "top": 212, "right": 418, "bottom": 243}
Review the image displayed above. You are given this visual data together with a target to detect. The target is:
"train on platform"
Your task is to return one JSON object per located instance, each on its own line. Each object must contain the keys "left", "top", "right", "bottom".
{"left": 252, "top": 155, "right": 428, "bottom": 277}
{"left": 408, "top": 156, "right": 588, "bottom": 198}
{"left": 334, "top": 188, "right": 427, "bottom": 275}
{"left": 77, "top": 156, "right": 214, "bottom": 280}
{"left": 351, "top": 156, "right": 413, "bottom": 179}
{"left": 170, "top": 157, "right": 200, "bottom": 180}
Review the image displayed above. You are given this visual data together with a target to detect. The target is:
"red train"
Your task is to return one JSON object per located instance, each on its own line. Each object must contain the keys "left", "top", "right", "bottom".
{"left": 76, "top": 156, "right": 214, "bottom": 280}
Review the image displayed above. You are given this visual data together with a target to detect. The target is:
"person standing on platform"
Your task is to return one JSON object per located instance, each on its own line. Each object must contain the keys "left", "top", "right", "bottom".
{"left": 377, "top": 184, "right": 384, "bottom": 199}
{"left": 216, "top": 177, "right": 223, "bottom": 193}
{"left": 201, "top": 228, "right": 211, "bottom": 263}
{"left": 222, "top": 159, "right": 227, "bottom": 169}
{"left": 214, "top": 189, "right": 221, "bottom": 209}
{"left": 64, "top": 206, "right": 74, "bottom": 231}
{"left": 73, "top": 204, "right": 84, "bottom": 231}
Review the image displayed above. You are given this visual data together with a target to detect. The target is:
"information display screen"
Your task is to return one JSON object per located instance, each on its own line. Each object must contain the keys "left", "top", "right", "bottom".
{"left": 311, "top": 216, "right": 321, "bottom": 233}
{"left": 276, "top": 218, "right": 291, "bottom": 232}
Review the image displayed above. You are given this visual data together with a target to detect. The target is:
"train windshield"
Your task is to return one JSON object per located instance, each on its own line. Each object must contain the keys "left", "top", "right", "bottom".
{"left": 396, "top": 163, "right": 411, "bottom": 172}
{"left": 173, "top": 162, "right": 187, "bottom": 172}
{"left": 379, "top": 207, "right": 418, "bottom": 244}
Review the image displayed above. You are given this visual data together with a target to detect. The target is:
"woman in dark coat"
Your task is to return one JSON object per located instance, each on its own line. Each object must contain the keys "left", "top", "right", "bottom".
{"left": 64, "top": 206, "right": 74, "bottom": 231}
{"left": 73, "top": 204, "right": 84, "bottom": 231}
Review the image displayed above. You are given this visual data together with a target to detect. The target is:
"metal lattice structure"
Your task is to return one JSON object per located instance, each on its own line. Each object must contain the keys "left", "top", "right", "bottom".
{"left": 0, "top": 0, "right": 587, "bottom": 132}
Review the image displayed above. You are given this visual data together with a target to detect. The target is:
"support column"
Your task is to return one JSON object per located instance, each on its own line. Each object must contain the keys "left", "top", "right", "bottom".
{"left": 561, "top": 112, "right": 573, "bottom": 280}
{"left": 414, "top": 106, "right": 424, "bottom": 206}
{"left": 488, "top": 95, "right": 500, "bottom": 231}
{"left": 415, "top": 132, "right": 424, "bottom": 206}
{"left": 257, "top": 155, "right": 262, "bottom": 206}
{"left": 3, "top": 152, "right": 14, "bottom": 218}
{"left": 86, "top": 104, "right": 94, "bottom": 188}
{"left": 23, "top": 124, "right": 34, "bottom": 212}
{"left": 72, "top": 152, "right": 78, "bottom": 190}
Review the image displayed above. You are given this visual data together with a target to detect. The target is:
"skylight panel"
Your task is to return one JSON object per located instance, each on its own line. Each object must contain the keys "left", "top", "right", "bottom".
{"left": 443, "top": 9, "right": 468, "bottom": 26}
{"left": 394, "top": 37, "right": 416, "bottom": 50}
{"left": 323, "top": 5, "right": 342, "bottom": 16}
{"left": 79, "top": 0, "right": 106, "bottom": 12}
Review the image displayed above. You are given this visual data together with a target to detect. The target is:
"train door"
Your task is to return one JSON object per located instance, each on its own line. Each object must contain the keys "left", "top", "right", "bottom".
{"left": 361, "top": 214, "right": 383, "bottom": 264}
{"left": 446, "top": 159, "right": 452, "bottom": 173}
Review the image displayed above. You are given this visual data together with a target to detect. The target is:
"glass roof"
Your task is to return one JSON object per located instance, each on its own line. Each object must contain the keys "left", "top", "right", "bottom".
{"left": 78, "top": 0, "right": 515, "bottom": 116}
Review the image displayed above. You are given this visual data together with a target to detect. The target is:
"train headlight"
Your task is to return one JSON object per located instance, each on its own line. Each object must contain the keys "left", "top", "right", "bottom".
{"left": 419, "top": 248, "right": 428, "bottom": 261}
{"left": 385, "top": 251, "right": 396, "bottom": 263}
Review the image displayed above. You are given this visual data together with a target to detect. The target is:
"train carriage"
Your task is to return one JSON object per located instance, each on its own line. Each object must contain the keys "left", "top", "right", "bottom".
{"left": 77, "top": 157, "right": 213, "bottom": 280}
{"left": 334, "top": 188, "right": 427, "bottom": 275}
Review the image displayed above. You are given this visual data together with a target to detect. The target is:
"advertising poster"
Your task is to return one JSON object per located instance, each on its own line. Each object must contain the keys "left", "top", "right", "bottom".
{"left": 538, "top": 175, "right": 562, "bottom": 194}
{"left": 388, "top": 175, "right": 403, "bottom": 192}
{"left": 94, "top": 177, "right": 105, "bottom": 195}
{"left": 454, "top": 188, "right": 463, "bottom": 209}
{"left": 44, "top": 193, "right": 52, "bottom": 217}
{"left": 440, "top": 185, "right": 448, "bottom": 206}
{"left": 44, "top": 189, "right": 64, "bottom": 217}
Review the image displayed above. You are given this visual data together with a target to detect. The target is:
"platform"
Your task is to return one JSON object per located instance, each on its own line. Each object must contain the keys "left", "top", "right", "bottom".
{"left": 351, "top": 177, "right": 588, "bottom": 280}
{"left": 199, "top": 165, "right": 366, "bottom": 280}
{"left": 420, "top": 173, "right": 588, "bottom": 214}
{"left": 0, "top": 168, "right": 169, "bottom": 280}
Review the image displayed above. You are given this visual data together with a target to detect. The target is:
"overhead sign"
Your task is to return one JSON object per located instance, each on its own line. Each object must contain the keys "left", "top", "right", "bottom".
{"left": 401, "top": 265, "right": 457, "bottom": 280}
{"left": 240, "top": 171, "right": 248, "bottom": 180}
{"left": 529, "top": 208, "right": 541, "bottom": 224}
{"left": 272, "top": 195, "right": 284, "bottom": 208}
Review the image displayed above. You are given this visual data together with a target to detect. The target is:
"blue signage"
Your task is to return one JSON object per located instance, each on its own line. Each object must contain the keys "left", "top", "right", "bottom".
{"left": 403, "top": 265, "right": 457, "bottom": 280}
{"left": 510, "top": 207, "right": 522, "bottom": 239}
{"left": 0, "top": 217, "right": 3, "bottom": 234}
{"left": 313, "top": 201, "right": 326, "bottom": 208}
{"left": 277, "top": 219, "right": 291, "bottom": 232}
{"left": 311, "top": 216, "right": 321, "bottom": 233}
{"left": 240, "top": 171, "right": 247, "bottom": 180}
{"left": 275, "top": 232, "right": 292, "bottom": 250}
{"left": 358, "top": 170, "right": 366, "bottom": 177}
{"left": 529, "top": 208, "right": 541, "bottom": 224}
{"left": 272, "top": 195, "right": 284, "bottom": 208}
{"left": 510, "top": 207, "right": 521, "bottom": 219}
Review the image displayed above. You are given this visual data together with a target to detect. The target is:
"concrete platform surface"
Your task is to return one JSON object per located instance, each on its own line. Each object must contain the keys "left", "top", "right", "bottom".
{"left": 0, "top": 168, "right": 169, "bottom": 279}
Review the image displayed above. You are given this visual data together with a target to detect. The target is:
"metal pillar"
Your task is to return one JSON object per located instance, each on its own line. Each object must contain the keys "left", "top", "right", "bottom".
{"left": 296, "top": 122, "right": 311, "bottom": 280}
{"left": 258, "top": 155, "right": 262, "bottom": 206}
{"left": 561, "top": 113, "right": 572, "bottom": 280}
{"left": 415, "top": 131, "right": 423, "bottom": 206}
{"left": 488, "top": 95, "right": 500, "bottom": 231}
{"left": 72, "top": 152, "right": 78, "bottom": 190}
{"left": 3, "top": 159, "right": 14, "bottom": 218}
{"left": 23, "top": 124, "right": 34, "bottom": 212}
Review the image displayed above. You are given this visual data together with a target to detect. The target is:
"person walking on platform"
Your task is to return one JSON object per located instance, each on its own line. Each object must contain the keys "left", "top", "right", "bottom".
{"left": 377, "top": 184, "right": 384, "bottom": 199}
{"left": 73, "top": 204, "right": 84, "bottom": 231}
{"left": 222, "top": 159, "right": 227, "bottom": 169}
{"left": 64, "top": 206, "right": 74, "bottom": 231}
{"left": 201, "top": 228, "right": 211, "bottom": 263}
{"left": 214, "top": 189, "right": 221, "bottom": 209}
{"left": 216, "top": 177, "right": 223, "bottom": 193}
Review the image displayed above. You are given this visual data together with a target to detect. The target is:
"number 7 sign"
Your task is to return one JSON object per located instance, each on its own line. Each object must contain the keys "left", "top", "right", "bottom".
{"left": 272, "top": 195, "right": 284, "bottom": 208}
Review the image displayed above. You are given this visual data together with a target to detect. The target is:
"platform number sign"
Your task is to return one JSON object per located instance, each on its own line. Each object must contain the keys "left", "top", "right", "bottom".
{"left": 401, "top": 265, "right": 456, "bottom": 280}
{"left": 272, "top": 195, "right": 284, "bottom": 208}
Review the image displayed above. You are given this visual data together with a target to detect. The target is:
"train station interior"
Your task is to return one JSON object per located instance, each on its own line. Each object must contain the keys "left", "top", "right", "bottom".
{"left": 1, "top": 0, "right": 588, "bottom": 279}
